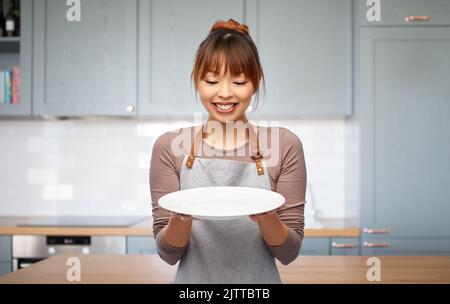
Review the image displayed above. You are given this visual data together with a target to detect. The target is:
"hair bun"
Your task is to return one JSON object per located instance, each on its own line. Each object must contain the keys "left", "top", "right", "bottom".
{"left": 210, "top": 19, "right": 250, "bottom": 36}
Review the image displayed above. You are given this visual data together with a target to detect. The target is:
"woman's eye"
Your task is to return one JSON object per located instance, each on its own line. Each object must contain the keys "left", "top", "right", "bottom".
{"left": 234, "top": 81, "right": 247, "bottom": 86}
{"left": 205, "top": 80, "right": 218, "bottom": 85}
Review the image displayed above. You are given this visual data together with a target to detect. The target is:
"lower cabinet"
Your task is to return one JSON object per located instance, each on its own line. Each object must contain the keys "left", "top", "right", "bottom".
{"left": 0, "top": 236, "right": 11, "bottom": 261}
{"left": 361, "top": 238, "right": 450, "bottom": 256}
{"left": 299, "top": 238, "right": 330, "bottom": 255}
{"left": 331, "top": 238, "right": 360, "bottom": 256}
{"left": 126, "top": 236, "right": 363, "bottom": 256}
{"left": 300, "top": 237, "right": 361, "bottom": 256}
{"left": 0, "top": 262, "right": 12, "bottom": 276}
{"left": 126, "top": 236, "right": 157, "bottom": 255}
{"left": 0, "top": 236, "right": 12, "bottom": 276}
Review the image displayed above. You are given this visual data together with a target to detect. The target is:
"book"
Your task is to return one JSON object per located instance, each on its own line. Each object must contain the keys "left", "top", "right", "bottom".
{"left": 11, "top": 66, "right": 20, "bottom": 104}
{"left": 4, "top": 70, "right": 11, "bottom": 103}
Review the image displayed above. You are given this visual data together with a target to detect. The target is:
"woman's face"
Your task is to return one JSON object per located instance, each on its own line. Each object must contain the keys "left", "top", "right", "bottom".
{"left": 197, "top": 65, "right": 254, "bottom": 123}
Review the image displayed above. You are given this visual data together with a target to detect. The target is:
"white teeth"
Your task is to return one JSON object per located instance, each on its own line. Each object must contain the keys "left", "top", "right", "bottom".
{"left": 215, "top": 103, "right": 236, "bottom": 110}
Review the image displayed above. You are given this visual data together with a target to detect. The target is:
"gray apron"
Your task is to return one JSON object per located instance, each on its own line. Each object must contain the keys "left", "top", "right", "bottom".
{"left": 173, "top": 124, "right": 282, "bottom": 284}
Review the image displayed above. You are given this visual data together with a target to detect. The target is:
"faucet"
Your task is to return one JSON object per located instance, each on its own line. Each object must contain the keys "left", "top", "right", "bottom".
{"left": 305, "top": 182, "right": 319, "bottom": 222}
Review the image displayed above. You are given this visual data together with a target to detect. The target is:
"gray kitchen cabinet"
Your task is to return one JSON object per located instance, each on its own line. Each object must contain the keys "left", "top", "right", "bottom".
{"left": 246, "top": 0, "right": 353, "bottom": 118}
{"left": 0, "top": 0, "right": 32, "bottom": 116}
{"left": 0, "top": 262, "right": 12, "bottom": 276}
{"left": 359, "top": 0, "right": 450, "bottom": 26}
{"left": 358, "top": 26, "right": 450, "bottom": 252}
{"left": 126, "top": 236, "right": 157, "bottom": 255}
{"left": 331, "top": 237, "right": 360, "bottom": 256}
{"left": 0, "top": 236, "right": 11, "bottom": 262}
{"left": 361, "top": 238, "right": 450, "bottom": 256}
{"left": 0, "top": 236, "right": 11, "bottom": 275}
{"left": 299, "top": 237, "right": 330, "bottom": 255}
{"left": 32, "top": 0, "right": 138, "bottom": 116}
{"left": 138, "top": 0, "right": 244, "bottom": 118}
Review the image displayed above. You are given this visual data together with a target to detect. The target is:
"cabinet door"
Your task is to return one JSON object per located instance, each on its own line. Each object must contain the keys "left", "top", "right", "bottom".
{"left": 299, "top": 237, "right": 330, "bottom": 255}
{"left": 246, "top": 0, "right": 352, "bottom": 118}
{"left": 361, "top": 238, "right": 450, "bottom": 256}
{"left": 0, "top": 0, "right": 32, "bottom": 116}
{"left": 331, "top": 237, "right": 360, "bottom": 256}
{"left": 359, "top": 27, "right": 450, "bottom": 238}
{"left": 33, "top": 0, "right": 137, "bottom": 116}
{"left": 138, "top": 0, "right": 244, "bottom": 118}
{"left": 0, "top": 236, "right": 11, "bottom": 262}
{"left": 126, "top": 236, "right": 157, "bottom": 255}
{"left": 0, "top": 262, "right": 12, "bottom": 276}
{"left": 359, "top": 0, "right": 450, "bottom": 26}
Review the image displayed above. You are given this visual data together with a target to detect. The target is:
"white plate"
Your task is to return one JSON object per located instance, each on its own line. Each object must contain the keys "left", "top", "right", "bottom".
{"left": 158, "top": 186, "right": 285, "bottom": 220}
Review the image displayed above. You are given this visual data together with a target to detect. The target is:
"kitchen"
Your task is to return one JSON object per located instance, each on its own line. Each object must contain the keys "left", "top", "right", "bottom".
{"left": 0, "top": 0, "right": 449, "bottom": 287}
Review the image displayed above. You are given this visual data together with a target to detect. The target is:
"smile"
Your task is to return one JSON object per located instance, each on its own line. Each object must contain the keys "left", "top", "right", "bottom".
{"left": 212, "top": 103, "right": 239, "bottom": 113}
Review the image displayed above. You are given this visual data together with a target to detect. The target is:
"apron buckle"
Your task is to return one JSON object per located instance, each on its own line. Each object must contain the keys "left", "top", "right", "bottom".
{"left": 251, "top": 152, "right": 263, "bottom": 160}
{"left": 185, "top": 154, "right": 195, "bottom": 168}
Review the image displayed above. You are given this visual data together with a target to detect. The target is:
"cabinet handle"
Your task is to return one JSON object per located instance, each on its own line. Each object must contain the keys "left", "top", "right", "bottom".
{"left": 126, "top": 105, "right": 135, "bottom": 113}
{"left": 405, "top": 16, "right": 431, "bottom": 22}
{"left": 363, "top": 241, "right": 390, "bottom": 248}
{"left": 332, "top": 242, "right": 358, "bottom": 249}
{"left": 363, "top": 228, "right": 389, "bottom": 235}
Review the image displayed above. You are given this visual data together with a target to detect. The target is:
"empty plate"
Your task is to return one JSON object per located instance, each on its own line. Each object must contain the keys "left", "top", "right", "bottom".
{"left": 158, "top": 186, "right": 285, "bottom": 220}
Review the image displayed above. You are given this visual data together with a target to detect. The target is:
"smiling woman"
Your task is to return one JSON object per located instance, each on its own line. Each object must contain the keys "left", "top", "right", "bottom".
{"left": 191, "top": 18, "right": 265, "bottom": 122}
{"left": 150, "top": 18, "right": 307, "bottom": 284}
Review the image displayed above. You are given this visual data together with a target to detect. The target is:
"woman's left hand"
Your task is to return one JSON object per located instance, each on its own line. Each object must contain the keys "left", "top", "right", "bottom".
{"left": 249, "top": 210, "right": 289, "bottom": 246}
{"left": 249, "top": 210, "right": 277, "bottom": 222}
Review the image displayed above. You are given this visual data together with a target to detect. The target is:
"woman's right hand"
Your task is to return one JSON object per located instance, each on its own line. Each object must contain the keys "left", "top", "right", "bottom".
{"left": 159, "top": 211, "right": 195, "bottom": 248}
{"left": 170, "top": 212, "right": 194, "bottom": 222}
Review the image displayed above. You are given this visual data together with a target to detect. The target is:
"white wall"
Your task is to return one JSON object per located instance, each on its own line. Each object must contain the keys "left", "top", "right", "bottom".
{"left": 0, "top": 119, "right": 357, "bottom": 221}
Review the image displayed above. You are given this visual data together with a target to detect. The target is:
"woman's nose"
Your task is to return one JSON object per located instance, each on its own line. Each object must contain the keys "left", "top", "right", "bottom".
{"left": 217, "top": 82, "right": 233, "bottom": 98}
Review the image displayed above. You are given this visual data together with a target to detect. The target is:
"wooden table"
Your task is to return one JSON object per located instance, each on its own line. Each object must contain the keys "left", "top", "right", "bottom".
{"left": 1, "top": 255, "right": 449, "bottom": 284}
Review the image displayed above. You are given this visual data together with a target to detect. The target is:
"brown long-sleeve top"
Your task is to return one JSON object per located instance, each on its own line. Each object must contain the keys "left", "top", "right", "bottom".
{"left": 150, "top": 125, "right": 307, "bottom": 265}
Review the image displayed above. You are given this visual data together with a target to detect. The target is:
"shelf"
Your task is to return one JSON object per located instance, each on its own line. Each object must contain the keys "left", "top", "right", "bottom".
{"left": 0, "top": 37, "right": 20, "bottom": 42}
{"left": 0, "top": 37, "right": 20, "bottom": 53}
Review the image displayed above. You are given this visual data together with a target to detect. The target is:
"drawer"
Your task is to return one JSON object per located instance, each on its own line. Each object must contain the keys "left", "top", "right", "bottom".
{"left": 126, "top": 236, "right": 157, "bottom": 254}
{"left": 0, "top": 262, "right": 12, "bottom": 276}
{"left": 359, "top": 0, "right": 450, "bottom": 26}
{"left": 299, "top": 238, "right": 330, "bottom": 255}
{"left": 0, "top": 236, "right": 11, "bottom": 262}
{"left": 331, "top": 238, "right": 360, "bottom": 256}
{"left": 361, "top": 238, "right": 450, "bottom": 256}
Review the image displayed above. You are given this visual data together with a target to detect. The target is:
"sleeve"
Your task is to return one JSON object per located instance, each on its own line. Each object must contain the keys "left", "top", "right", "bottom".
{"left": 266, "top": 129, "right": 307, "bottom": 265}
{"left": 150, "top": 132, "right": 188, "bottom": 265}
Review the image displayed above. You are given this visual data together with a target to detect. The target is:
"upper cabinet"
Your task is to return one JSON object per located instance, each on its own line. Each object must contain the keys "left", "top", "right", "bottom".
{"left": 0, "top": 0, "right": 32, "bottom": 116}
{"left": 247, "top": 0, "right": 353, "bottom": 118}
{"left": 32, "top": 0, "right": 138, "bottom": 116}
{"left": 3, "top": 0, "right": 353, "bottom": 118}
{"left": 138, "top": 0, "right": 245, "bottom": 118}
{"left": 359, "top": 0, "right": 450, "bottom": 26}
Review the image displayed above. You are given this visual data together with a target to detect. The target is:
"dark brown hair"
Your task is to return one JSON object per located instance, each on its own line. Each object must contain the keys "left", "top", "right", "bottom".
{"left": 191, "top": 19, "right": 265, "bottom": 110}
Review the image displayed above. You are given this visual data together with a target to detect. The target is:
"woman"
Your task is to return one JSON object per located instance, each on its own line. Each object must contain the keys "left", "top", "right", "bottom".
{"left": 150, "top": 19, "right": 307, "bottom": 284}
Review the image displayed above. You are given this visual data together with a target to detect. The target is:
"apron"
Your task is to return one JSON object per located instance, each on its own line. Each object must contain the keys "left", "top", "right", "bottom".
{"left": 173, "top": 123, "right": 282, "bottom": 284}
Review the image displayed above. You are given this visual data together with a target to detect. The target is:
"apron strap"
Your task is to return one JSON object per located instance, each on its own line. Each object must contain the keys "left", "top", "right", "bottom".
{"left": 185, "top": 124, "right": 205, "bottom": 169}
{"left": 248, "top": 124, "right": 264, "bottom": 176}
{"left": 185, "top": 123, "right": 264, "bottom": 176}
